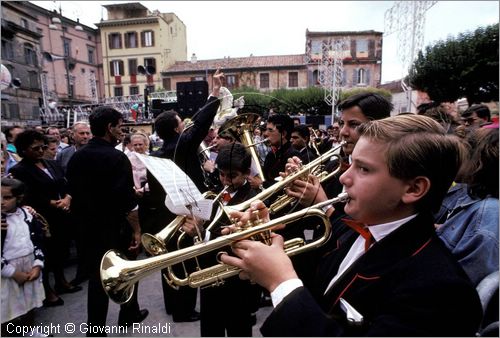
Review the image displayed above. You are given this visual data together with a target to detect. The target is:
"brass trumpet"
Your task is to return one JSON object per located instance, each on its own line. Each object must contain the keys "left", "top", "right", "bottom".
{"left": 101, "top": 192, "right": 349, "bottom": 304}
{"left": 141, "top": 190, "right": 221, "bottom": 256}
{"left": 269, "top": 142, "right": 345, "bottom": 215}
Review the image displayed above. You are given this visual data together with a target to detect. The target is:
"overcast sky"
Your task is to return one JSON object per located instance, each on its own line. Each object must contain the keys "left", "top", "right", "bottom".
{"left": 32, "top": 1, "right": 498, "bottom": 83}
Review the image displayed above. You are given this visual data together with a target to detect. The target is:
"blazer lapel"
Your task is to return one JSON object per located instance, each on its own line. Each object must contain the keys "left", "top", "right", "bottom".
{"left": 321, "top": 213, "right": 436, "bottom": 311}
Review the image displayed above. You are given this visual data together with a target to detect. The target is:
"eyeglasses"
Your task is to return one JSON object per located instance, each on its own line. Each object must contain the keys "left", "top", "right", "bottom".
{"left": 29, "top": 145, "right": 48, "bottom": 152}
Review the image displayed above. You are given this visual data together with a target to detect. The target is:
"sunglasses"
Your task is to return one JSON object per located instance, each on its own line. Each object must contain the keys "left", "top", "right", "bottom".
{"left": 30, "top": 145, "right": 48, "bottom": 152}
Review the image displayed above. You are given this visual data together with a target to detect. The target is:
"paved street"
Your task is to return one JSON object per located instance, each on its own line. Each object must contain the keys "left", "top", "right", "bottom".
{"left": 30, "top": 253, "right": 272, "bottom": 337}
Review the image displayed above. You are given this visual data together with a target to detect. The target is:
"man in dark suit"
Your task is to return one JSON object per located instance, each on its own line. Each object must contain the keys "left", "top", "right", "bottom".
{"left": 66, "top": 107, "right": 147, "bottom": 336}
{"left": 56, "top": 121, "right": 92, "bottom": 287}
{"left": 221, "top": 114, "right": 482, "bottom": 336}
{"left": 145, "top": 69, "right": 222, "bottom": 322}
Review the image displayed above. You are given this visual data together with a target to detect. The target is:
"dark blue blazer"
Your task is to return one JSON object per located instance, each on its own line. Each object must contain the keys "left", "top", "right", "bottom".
{"left": 261, "top": 212, "right": 482, "bottom": 336}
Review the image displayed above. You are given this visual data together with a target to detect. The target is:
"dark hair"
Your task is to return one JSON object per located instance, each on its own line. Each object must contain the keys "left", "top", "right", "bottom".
{"left": 461, "top": 104, "right": 491, "bottom": 122}
{"left": 154, "top": 110, "right": 180, "bottom": 141}
{"left": 45, "top": 135, "right": 59, "bottom": 144}
{"left": 89, "top": 106, "right": 123, "bottom": 137}
{"left": 292, "top": 124, "right": 310, "bottom": 140}
{"left": 417, "top": 101, "right": 440, "bottom": 115}
{"left": 1, "top": 177, "right": 26, "bottom": 200}
{"left": 417, "top": 103, "right": 461, "bottom": 134}
{"left": 267, "top": 114, "right": 294, "bottom": 140}
{"left": 14, "top": 130, "right": 47, "bottom": 157}
{"left": 3, "top": 125, "right": 23, "bottom": 143}
{"left": 338, "top": 92, "right": 393, "bottom": 121}
{"left": 462, "top": 128, "right": 499, "bottom": 199}
{"left": 216, "top": 143, "right": 252, "bottom": 173}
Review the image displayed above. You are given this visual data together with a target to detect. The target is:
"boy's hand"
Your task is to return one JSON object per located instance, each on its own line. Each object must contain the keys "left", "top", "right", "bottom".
{"left": 181, "top": 216, "right": 205, "bottom": 238}
{"left": 220, "top": 233, "right": 298, "bottom": 292}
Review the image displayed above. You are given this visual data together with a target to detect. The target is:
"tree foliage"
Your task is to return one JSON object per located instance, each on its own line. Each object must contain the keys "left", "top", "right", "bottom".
{"left": 232, "top": 86, "right": 392, "bottom": 116}
{"left": 408, "top": 23, "right": 499, "bottom": 105}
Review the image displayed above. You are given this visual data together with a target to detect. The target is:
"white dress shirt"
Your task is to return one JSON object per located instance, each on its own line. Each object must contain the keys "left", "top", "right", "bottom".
{"left": 271, "top": 214, "right": 418, "bottom": 307}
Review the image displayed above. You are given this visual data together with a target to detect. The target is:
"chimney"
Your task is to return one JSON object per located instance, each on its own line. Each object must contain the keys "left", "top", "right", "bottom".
{"left": 191, "top": 53, "right": 197, "bottom": 64}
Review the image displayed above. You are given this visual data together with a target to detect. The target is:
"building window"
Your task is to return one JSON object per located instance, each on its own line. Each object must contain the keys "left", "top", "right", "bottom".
{"left": 1, "top": 39, "right": 14, "bottom": 60}
{"left": 312, "top": 70, "right": 319, "bottom": 85}
{"left": 190, "top": 76, "right": 205, "bottom": 81}
{"left": 125, "top": 32, "right": 138, "bottom": 48}
{"left": 225, "top": 75, "right": 237, "bottom": 90}
{"left": 288, "top": 72, "right": 298, "bottom": 88}
{"left": 28, "top": 71, "right": 40, "bottom": 89}
{"left": 24, "top": 43, "right": 37, "bottom": 65}
{"left": 87, "top": 47, "right": 95, "bottom": 64}
{"left": 109, "top": 33, "right": 122, "bottom": 49}
{"left": 310, "top": 40, "right": 322, "bottom": 61}
{"left": 162, "top": 77, "right": 171, "bottom": 91}
{"left": 357, "top": 68, "right": 367, "bottom": 85}
{"left": 356, "top": 39, "right": 369, "bottom": 58}
{"left": 260, "top": 73, "right": 269, "bottom": 88}
{"left": 114, "top": 87, "right": 123, "bottom": 97}
{"left": 143, "top": 58, "right": 156, "bottom": 73}
{"left": 129, "top": 86, "right": 139, "bottom": 95}
{"left": 145, "top": 85, "right": 155, "bottom": 93}
{"left": 110, "top": 60, "right": 124, "bottom": 76}
{"left": 63, "top": 38, "right": 71, "bottom": 57}
{"left": 21, "top": 18, "right": 28, "bottom": 29}
{"left": 141, "top": 31, "right": 154, "bottom": 47}
{"left": 128, "top": 59, "right": 138, "bottom": 75}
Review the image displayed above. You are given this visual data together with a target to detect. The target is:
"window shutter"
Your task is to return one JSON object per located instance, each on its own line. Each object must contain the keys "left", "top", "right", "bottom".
{"left": 366, "top": 69, "right": 371, "bottom": 85}
{"left": 151, "top": 31, "right": 155, "bottom": 46}
{"left": 125, "top": 34, "right": 129, "bottom": 48}
{"left": 108, "top": 34, "right": 112, "bottom": 49}
{"left": 109, "top": 61, "right": 114, "bottom": 76}
{"left": 350, "top": 40, "right": 356, "bottom": 59}
{"left": 119, "top": 61, "right": 124, "bottom": 75}
{"left": 352, "top": 68, "right": 357, "bottom": 84}
{"left": 141, "top": 32, "right": 145, "bottom": 47}
{"left": 368, "top": 40, "right": 375, "bottom": 58}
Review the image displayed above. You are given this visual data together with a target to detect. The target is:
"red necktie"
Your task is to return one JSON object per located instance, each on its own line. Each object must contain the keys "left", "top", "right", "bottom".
{"left": 222, "top": 191, "right": 232, "bottom": 203}
{"left": 342, "top": 218, "right": 373, "bottom": 252}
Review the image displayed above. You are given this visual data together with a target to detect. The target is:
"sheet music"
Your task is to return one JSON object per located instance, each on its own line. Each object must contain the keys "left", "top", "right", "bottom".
{"left": 135, "top": 154, "right": 214, "bottom": 220}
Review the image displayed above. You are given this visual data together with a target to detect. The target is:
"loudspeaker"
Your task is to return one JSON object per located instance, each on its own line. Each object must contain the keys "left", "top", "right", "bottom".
{"left": 151, "top": 101, "right": 179, "bottom": 119}
{"left": 151, "top": 99, "right": 164, "bottom": 110}
{"left": 176, "top": 80, "right": 208, "bottom": 119}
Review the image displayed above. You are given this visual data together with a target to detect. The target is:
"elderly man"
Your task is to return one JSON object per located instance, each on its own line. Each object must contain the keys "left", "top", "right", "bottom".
{"left": 56, "top": 122, "right": 92, "bottom": 174}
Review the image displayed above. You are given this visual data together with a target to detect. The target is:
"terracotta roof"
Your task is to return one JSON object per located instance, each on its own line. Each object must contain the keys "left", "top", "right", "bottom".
{"left": 306, "top": 30, "right": 383, "bottom": 36}
{"left": 163, "top": 54, "right": 306, "bottom": 74}
{"left": 378, "top": 80, "right": 404, "bottom": 93}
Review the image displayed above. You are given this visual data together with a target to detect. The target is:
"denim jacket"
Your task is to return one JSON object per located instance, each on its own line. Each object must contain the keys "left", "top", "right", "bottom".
{"left": 435, "top": 183, "right": 499, "bottom": 286}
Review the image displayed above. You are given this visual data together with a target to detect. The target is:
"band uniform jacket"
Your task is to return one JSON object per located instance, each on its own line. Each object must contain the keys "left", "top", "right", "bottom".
{"left": 260, "top": 212, "right": 482, "bottom": 337}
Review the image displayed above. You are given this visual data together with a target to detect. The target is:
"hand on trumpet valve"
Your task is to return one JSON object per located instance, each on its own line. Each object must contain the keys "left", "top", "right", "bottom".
{"left": 284, "top": 174, "right": 330, "bottom": 211}
{"left": 181, "top": 216, "right": 206, "bottom": 238}
{"left": 220, "top": 233, "right": 298, "bottom": 292}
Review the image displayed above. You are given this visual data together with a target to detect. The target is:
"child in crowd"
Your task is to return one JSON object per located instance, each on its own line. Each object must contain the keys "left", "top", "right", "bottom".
{"left": 221, "top": 114, "right": 482, "bottom": 336}
{"left": 1, "top": 177, "right": 45, "bottom": 337}
{"left": 182, "top": 143, "right": 261, "bottom": 336}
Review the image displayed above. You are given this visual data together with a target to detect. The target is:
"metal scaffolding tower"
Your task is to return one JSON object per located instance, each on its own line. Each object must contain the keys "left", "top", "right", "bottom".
{"left": 384, "top": 1, "right": 437, "bottom": 111}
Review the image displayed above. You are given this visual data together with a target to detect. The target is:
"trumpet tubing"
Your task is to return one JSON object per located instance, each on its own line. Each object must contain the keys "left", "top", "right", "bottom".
{"left": 101, "top": 192, "right": 349, "bottom": 304}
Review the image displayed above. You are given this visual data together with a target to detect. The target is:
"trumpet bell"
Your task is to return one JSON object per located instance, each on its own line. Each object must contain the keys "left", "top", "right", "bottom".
{"left": 100, "top": 250, "right": 136, "bottom": 304}
{"left": 141, "top": 233, "right": 167, "bottom": 256}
